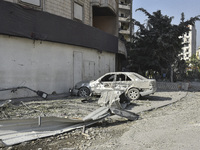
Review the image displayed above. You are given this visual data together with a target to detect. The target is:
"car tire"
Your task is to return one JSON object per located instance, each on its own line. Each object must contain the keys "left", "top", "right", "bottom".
{"left": 78, "top": 87, "right": 90, "bottom": 97}
{"left": 126, "top": 88, "right": 140, "bottom": 100}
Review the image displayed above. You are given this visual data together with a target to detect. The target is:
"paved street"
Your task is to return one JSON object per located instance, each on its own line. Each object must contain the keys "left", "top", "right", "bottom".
{"left": 2, "top": 89, "right": 200, "bottom": 150}
{"left": 88, "top": 91, "right": 200, "bottom": 150}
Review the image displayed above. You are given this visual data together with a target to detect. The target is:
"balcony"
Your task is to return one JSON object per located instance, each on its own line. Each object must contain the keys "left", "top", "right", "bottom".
{"left": 119, "top": 16, "right": 130, "bottom": 22}
{"left": 119, "top": 4, "right": 131, "bottom": 10}
{"left": 125, "top": 37, "right": 131, "bottom": 42}
{"left": 91, "top": 0, "right": 117, "bottom": 14}
{"left": 119, "top": 29, "right": 131, "bottom": 35}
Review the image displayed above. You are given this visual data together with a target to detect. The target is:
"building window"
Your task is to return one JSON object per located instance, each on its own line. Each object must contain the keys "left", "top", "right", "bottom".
{"left": 74, "top": 2, "right": 83, "bottom": 21}
{"left": 184, "top": 43, "right": 189, "bottom": 47}
{"left": 186, "top": 48, "right": 189, "bottom": 52}
{"left": 180, "top": 55, "right": 183, "bottom": 59}
{"left": 120, "top": 13, "right": 125, "bottom": 17}
{"left": 19, "top": 0, "right": 41, "bottom": 7}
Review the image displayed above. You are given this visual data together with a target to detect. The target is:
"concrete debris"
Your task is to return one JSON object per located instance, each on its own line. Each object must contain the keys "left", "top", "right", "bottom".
{"left": 98, "top": 90, "right": 139, "bottom": 120}
{"left": 0, "top": 90, "right": 138, "bottom": 147}
{"left": 84, "top": 90, "right": 139, "bottom": 122}
{"left": 98, "top": 90, "right": 125, "bottom": 108}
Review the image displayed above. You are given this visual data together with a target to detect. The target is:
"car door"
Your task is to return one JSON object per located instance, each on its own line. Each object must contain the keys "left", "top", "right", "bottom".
{"left": 114, "top": 74, "right": 132, "bottom": 91}
{"left": 94, "top": 74, "right": 116, "bottom": 94}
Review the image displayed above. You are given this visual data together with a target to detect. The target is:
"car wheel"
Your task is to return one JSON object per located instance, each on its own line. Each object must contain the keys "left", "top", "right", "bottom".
{"left": 78, "top": 87, "right": 90, "bottom": 97}
{"left": 126, "top": 88, "right": 140, "bottom": 100}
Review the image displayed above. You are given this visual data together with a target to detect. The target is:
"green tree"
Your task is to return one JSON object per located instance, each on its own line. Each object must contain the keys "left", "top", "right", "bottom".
{"left": 186, "top": 55, "right": 200, "bottom": 79}
{"left": 129, "top": 8, "right": 200, "bottom": 81}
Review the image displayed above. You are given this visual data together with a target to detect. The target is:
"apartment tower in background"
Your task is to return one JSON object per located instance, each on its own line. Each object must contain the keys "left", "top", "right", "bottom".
{"left": 118, "top": 0, "right": 133, "bottom": 43}
{"left": 181, "top": 25, "right": 197, "bottom": 61}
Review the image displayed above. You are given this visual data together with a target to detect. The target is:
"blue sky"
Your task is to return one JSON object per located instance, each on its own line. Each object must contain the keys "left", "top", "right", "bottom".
{"left": 132, "top": 0, "right": 200, "bottom": 48}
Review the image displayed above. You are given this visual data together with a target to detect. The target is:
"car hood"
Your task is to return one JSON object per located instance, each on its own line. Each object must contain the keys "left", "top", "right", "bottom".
{"left": 75, "top": 80, "right": 93, "bottom": 89}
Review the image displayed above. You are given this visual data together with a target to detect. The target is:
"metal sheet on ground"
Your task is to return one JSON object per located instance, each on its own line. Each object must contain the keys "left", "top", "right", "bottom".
{"left": 0, "top": 116, "right": 104, "bottom": 146}
{"left": 110, "top": 108, "right": 139, "bottom": 121}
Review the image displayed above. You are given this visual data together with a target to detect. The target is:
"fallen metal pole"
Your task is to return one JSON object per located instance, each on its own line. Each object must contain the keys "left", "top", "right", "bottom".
{"left": 0, "top": 86, "right": 48, "bottom": 99}
{"left": 0, "top": 100, "right": 12, "bottom": 108}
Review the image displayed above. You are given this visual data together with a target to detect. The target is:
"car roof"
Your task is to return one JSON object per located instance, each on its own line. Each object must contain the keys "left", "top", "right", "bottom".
{"left": 103, "top": 72, "right": 147, "bottom": 80}
{"left": 105, "top": 72, "right": 138, "bottom": 75}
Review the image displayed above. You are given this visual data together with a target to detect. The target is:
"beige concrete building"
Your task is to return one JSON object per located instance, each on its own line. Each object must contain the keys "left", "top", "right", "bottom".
{"left": 4, "top": 0, "right": 118, "bottom": 32}
{"left": 0, "top": 0, "right": 125, "bottom": 99}
{"left": 118, "top": 0, "right": 133, "bottom": 42}
{"left": 181, "top": 25, "right": 197, "bottom": 61}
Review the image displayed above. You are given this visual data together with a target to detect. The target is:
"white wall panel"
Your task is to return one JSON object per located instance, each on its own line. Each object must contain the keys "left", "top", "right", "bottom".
{"left": 0, "top": 35, "right": 115, "bottom": 99}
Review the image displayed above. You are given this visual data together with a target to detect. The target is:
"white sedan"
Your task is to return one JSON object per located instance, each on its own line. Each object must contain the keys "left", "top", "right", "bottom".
{"left": 71, "top": 72, "right": 157, "bottom": 100}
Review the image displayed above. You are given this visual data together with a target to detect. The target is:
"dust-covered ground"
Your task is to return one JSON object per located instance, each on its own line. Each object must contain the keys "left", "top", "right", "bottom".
{"left": 0, "top": 90, "right": 200, "bottom": 150}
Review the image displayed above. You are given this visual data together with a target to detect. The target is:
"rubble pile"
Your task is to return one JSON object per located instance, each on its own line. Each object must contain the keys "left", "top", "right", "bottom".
{"left": 0, "top": 90, "right": 194, "bottom": 150}
{"left": 0, "top": 97, "right": 99, "bottom": 120}
{"left": 0, "top": 94, "right": 134, "bottom": 150}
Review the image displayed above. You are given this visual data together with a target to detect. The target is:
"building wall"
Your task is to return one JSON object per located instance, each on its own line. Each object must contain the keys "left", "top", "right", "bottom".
{"left": 3, "top": 0, "right": 91, "bottom": 25}
{"left": 0, "top": 0, "right": 120, "bottom": 99}
{"left": 44, "top": 0, "right": 91, "bottom": 25}
{"left": 0, "top": 35, "right": 115, "bottom": 99}
{"left": 43, "top": 0, "right": 72, "bottom": 20}
{"left": 3, "top": 0, "right": 119, "bottom": 36}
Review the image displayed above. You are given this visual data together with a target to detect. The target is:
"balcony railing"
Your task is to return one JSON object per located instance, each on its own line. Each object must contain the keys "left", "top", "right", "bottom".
{"left": 119, "top": 29, "right": 131, "bottom": 35}
{"left": 119, "top": 4, "right": 131, "bottom": 10}
{"left": 91, "top": 0, "right": 117, "bottom": 14}
{"left": 119, "top": 16, "right": 130, "bottom": 22}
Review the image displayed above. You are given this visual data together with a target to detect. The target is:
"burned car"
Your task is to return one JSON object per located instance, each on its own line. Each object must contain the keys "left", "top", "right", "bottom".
{"left": 71, "top": 72, "right": 157, "bottom": 100}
